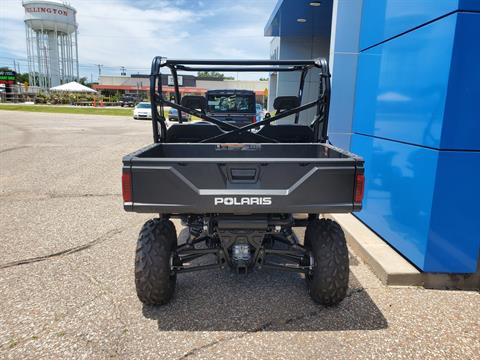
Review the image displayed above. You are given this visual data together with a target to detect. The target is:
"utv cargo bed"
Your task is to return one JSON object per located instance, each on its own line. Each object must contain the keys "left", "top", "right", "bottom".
{"left": 123, "top": 142, "right": 364, "bottom": 214}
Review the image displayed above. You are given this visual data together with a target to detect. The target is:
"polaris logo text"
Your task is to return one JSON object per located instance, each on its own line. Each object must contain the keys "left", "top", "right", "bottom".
{"left": 214, "top": 197, "right": 272, "bottom": 206}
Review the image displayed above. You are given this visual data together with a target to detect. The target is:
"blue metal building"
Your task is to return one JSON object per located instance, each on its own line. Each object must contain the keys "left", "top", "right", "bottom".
{"left": 265, "top": 0, "right": 480, "bottom": 273}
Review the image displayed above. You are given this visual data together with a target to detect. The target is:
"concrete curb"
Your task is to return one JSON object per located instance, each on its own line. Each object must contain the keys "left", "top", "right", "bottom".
{"left": 325, "top": 214, "right": 422, "bottom": 286}
{"left": 325, "top": 214, "right": 480, "bottom": 289}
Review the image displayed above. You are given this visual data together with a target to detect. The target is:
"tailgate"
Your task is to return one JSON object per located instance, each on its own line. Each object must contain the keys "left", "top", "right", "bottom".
{"left": 123, "top": 156, "right": 362, "bottom": 214}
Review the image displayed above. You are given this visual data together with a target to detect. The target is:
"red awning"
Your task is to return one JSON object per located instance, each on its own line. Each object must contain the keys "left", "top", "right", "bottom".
{"left": 92, "top": 84, "right": 266, "bottom": 96}
{"left": 93, "top": 84, "right": 207, "bottom": 93}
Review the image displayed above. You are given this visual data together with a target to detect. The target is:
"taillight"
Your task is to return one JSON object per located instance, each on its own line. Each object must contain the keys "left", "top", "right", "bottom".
{"left": 354, "top": 173, "right": 364, "bottom": 203}
{"left": 252, "top": 115, "right": 256, "bottom": 123}
{"left": 122, "top": 170, "right": 132, "bottom": 202}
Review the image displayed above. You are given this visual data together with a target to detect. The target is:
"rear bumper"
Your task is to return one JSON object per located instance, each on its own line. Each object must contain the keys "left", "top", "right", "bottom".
{"left": 135, "top": 114, "right": 151, "bottom": 120}
{"left": 124, "top": 201, "right": 358, "bottom": 214}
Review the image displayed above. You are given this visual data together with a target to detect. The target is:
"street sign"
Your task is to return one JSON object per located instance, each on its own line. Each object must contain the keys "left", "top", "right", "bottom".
{"left": 0, "top": 71, "right": 17, "bottom": 85}
{"left": 168, "top": 75, "right": 183, "bottom": 86}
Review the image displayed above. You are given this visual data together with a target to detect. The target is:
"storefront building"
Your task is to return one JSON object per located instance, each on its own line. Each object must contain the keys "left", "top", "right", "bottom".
{"left": 265, "top": 0, "right": 480, "bottom": 273}
{"left": 94, "top": 74, "right": 268, "bottom": 106}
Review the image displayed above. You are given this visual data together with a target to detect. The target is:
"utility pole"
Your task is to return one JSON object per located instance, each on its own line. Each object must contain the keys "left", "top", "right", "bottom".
{"left": 96, "top": 64, "right": 103, "bottom": 80}
{"left": 120, "top": 66, "right": 126, "bottom": 76}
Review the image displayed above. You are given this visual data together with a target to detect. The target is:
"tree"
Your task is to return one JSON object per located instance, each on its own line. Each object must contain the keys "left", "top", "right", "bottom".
{"left": 78, "top": 76, "right": 88, "bottom": 85}
{"left": 197, "top": 71, "right": 234, "bottom": 80}
{"left": 259, "top": 77, "right": 269, "bottom": 81}
{"left": 197, "top": 71, "right": 224, "bottom": 80}
{"left": 17, "top": 73, "right": 29, "bottom": 84}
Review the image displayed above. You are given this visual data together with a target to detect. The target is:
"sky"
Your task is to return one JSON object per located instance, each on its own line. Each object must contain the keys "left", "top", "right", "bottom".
{"left": 0, "top": 0, "right": 277, "bottom": 80}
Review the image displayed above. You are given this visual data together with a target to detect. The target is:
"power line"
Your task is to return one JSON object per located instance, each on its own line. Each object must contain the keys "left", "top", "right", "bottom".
{"left": 0, "top": 56, "right": 151, "bottom": 71}
{"left": 0, "top": 31, "right": 268, "bottom": 41}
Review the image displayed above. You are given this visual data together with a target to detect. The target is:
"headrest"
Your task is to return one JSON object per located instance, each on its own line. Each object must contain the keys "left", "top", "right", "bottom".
{"left": 273, "top": 96, "right": 300, "bottom": 111}
{"left": 181, "top": 95, "right": 207, "bottom": 111}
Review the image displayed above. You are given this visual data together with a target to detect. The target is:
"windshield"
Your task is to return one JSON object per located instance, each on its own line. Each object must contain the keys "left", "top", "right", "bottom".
{"left": 207, "top": 94, "right": 255, "bottom": 113}
{"left": 136, "top": 103, "right": 150, "bottom": 109}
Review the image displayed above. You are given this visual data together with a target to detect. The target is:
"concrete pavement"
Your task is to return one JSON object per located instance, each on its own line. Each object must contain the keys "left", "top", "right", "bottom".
{"left": 0, "top": 110, "right": 479, "bottom": 359}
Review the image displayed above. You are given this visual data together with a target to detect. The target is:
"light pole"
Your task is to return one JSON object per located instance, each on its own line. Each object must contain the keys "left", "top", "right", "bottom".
{"left": 96, "top": 64, "right": 103, "bottom": 81}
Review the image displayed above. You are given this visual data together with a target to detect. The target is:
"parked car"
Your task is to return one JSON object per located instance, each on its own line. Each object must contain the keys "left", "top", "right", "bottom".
{"left": 121, "top": 95, "right": 142, "bottom": 107}
{"left": 133, "top": 102, "right": 152, "bottom": 120}
{"left": 168, "top": 107, "right": 191, "bottom": 122}
{"left": 256, "top": 103, "right": 266, "bottom": 122}
{"left": 206, "top": 89, "right": 256, "bottom": 129}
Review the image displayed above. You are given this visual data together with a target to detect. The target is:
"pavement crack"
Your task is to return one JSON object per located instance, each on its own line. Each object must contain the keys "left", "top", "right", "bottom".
{"left": 0, "top": 228, "right": 124, "bottom": 270}
{"left": 47, "top": 193, "right": 121, "bottom": 199}
{"left": 346, "top": 287, "right": 365, "bottom": 297}
{"left": 0, "top": 120, "right": 33, "bottom": 143}
{"left": 0, "top": 192, "right": 121, "bottom": 201}
{"left": 180, "top": 311, "right": 321, "bottom": 359}
{"left": 0, "top": 145, "right": 31, "bottom": 154}
{"left": 180, "top": 337, "right": 232, "bottom": 359}
{"left": 180, "top": 287, "right": 367, "bottom": 359}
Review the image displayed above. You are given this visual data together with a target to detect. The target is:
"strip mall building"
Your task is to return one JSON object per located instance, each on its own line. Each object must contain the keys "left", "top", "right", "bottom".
{"left": 93, "top": 74, "right": 268, "bottom": 105}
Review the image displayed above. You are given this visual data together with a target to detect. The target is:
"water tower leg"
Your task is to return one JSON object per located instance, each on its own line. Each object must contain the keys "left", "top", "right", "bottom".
{"left": 49, "top": 28, "right": 60, "bottom": 87}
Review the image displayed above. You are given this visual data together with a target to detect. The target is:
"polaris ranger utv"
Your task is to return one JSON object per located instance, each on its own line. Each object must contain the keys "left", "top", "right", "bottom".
{"left": 122, "top": 57, "right": 364, "bottom": 306}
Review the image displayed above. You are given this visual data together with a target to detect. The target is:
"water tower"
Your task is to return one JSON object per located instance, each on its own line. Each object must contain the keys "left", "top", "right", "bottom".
{"left": 23, "top": 0, "right": 79, "bottom": 89}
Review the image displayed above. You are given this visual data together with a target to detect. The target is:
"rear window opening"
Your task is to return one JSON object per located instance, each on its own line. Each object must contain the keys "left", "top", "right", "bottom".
{"left": 207, "top": 93, "right": 255, "bottom": 113}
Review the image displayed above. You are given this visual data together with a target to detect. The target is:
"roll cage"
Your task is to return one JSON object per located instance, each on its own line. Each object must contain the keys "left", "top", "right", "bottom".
{"left": 149, "top": 57, "right": 331, "bottom": 144}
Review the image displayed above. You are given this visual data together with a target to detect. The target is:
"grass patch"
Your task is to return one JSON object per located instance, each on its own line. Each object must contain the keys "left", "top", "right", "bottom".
{"left": 0, "top": 104, "right": 132, "bottom": 116}
{"left": 0, "top": 104, "right": 204, "bottom": 121}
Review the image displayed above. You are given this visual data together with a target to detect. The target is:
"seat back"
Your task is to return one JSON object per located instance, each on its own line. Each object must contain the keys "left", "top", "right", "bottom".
{"left": 180, "top": 95, "right": 207, "bottom": 113}
{"left": 258, "top": 124, "right": 314, "bottom": 143}
{"left": 166, "top": 123, "right": 224, "bottom": 143}
{"left": 273, "top": 96, "right": 300, "bottom": 112}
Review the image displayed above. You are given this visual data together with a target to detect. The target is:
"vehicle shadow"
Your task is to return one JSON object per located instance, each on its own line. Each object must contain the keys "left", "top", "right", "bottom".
{"left": 142, "top": 231, "right": 388, "bottom": 332}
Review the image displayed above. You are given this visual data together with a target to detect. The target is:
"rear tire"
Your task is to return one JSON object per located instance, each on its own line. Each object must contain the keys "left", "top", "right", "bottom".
{"left": 304, "top": 218, "right": 349, "bottom": 306}
{"left": 135, "top": 218, "right": 177, "bottom": 305}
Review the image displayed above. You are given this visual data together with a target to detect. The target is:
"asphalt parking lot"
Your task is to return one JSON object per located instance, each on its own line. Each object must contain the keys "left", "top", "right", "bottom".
{"left": 0, "top": 110, "right": 479, "bottom": 359}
